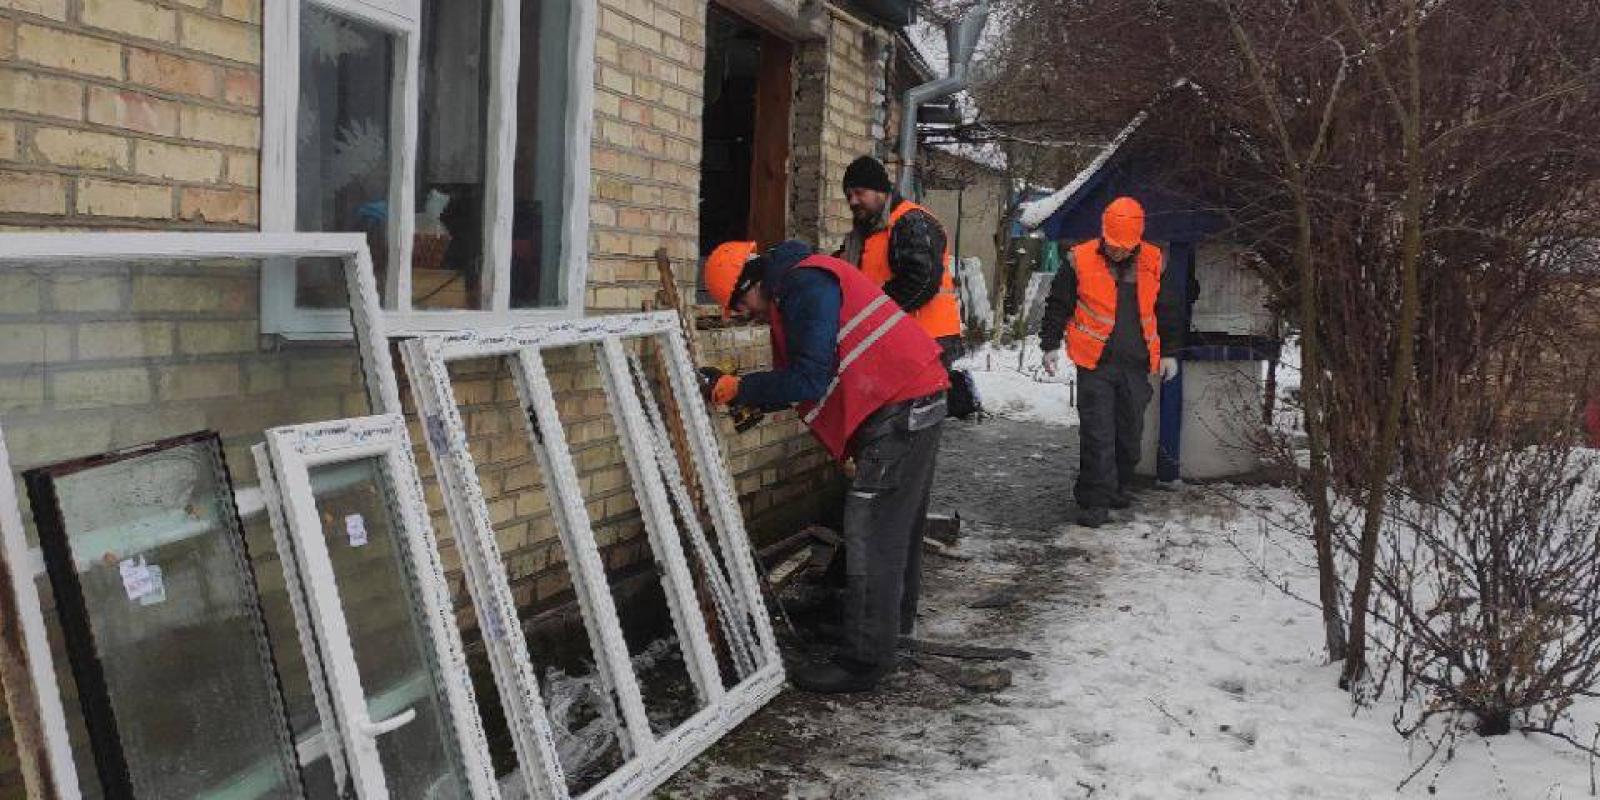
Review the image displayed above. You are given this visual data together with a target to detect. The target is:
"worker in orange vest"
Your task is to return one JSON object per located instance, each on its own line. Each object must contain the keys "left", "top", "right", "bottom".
{"left": 837, "top": 156, "right": 965, "bottom": 367}
{"left": 1039, "top": 197, "right": 1186, "bottom": 528}
{"left": 702, "top": 239, "right": 950, "bottom": 693}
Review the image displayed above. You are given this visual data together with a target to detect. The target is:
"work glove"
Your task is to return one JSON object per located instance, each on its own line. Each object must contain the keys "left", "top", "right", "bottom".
{"left": 1160, "top": 357, "right": 1180, "bottom": 382}
{"left": 1041, "top": 348, "right": 1062, "bottom": 377}
{"left": 698, "top": 367, "right": 741, "bottom": 407}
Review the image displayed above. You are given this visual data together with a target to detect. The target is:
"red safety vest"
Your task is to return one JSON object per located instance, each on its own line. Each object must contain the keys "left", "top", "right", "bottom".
{"left": 1063, "top": 239, "right": 1164, "bottom": 373}
{"left": 860, "top": 200, "right": 963, "bottom": 339}
{"left": 771, "top": 255, "right": 950, "bottom": 460}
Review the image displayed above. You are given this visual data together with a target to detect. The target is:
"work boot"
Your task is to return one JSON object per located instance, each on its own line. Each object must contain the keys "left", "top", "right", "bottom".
{"left": 1109, "top": 491, "right": 1134, "bottom": 510}
{"left": 810, "top": 620, "right": 846, "bottom": 646}
{"left": 1077, "top": 506, "right": 1111, "bottom": 528}
{"left": 790, "top": 658, "right": 885, "bottom": 694}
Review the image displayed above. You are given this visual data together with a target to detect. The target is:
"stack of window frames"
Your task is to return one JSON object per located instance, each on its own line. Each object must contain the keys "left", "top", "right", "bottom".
{"left": 0, "top": 233, "right": 397, "bottom": 798}
{"left": 0, "top": 235, "right": 782, "bottom": 799}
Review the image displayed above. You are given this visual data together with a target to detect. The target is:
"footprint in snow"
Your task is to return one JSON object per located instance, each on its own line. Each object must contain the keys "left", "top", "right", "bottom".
{"left": 1212, "top": 676, "right": 1247, "bottom": 699}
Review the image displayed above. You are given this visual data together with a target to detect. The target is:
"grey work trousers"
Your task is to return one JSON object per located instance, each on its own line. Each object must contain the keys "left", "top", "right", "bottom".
{"left": 1074, "top": 362, "right": 1153, "bottom": 509}
{"left": 841, "top": 393, "right": 946, "bottom": 670}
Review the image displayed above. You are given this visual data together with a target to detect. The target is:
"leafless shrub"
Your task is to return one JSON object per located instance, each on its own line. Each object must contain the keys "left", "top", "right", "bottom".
{"left": 1376, "top": 432, "right": 1600, "bottom": 740}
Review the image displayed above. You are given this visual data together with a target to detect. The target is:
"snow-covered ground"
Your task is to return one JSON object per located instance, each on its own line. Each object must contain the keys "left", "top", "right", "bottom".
{"left": 959, "top": 340, "right": 1080, "bottom": 428}
{"left": 668, "top": 417, "right": 1600, "bottom": 799}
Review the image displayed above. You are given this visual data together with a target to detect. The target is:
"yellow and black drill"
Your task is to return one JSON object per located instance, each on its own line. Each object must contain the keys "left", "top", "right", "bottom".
{"left": 697, "top": 364, "right": 764, "bottom": 433}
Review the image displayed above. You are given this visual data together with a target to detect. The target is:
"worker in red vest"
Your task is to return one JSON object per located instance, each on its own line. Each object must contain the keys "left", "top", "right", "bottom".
{"left": 702, "top": 239, "right": 950, "bottom": 693}
{"left": 837, "top": 156, "right": 965, "bottom": 366}
{"left": 1039, "top": 197, "right": 1186, "bottom": 528}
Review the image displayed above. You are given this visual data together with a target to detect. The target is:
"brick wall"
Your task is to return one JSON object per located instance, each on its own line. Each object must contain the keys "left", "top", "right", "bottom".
{"left": 585, "top": 0, "right": 705, "bottom": 313}
{"left": 789, "top": 10, "right": 882, "bottom": 251}
{"left": 0, "top": 0, "right": 260, "bottom": 229}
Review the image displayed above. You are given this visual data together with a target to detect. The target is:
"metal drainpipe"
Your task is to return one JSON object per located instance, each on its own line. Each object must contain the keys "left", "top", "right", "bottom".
{"left": 896, "top": 3, "right": 990, "bottom": 199}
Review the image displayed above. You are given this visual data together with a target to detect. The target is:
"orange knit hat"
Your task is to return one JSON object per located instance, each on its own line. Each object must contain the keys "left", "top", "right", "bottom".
{"left": 704, "top": 240, "right": 758, "bottom": 313}
{"left": 1101, "top": 196, "right": 1146, "bottom": 249}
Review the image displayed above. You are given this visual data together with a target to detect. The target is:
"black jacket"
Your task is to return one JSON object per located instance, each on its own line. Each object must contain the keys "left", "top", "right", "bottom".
{"left": 840, "top": 197, "right": 948, "bottom": 313}
{"left": 1039, "top": 240, "right": 1187, "bottom": 365}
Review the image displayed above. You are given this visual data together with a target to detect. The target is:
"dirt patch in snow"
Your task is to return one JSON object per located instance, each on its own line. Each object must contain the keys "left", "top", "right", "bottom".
{"left": 658, "top": 417, "right": 1098, "bottom": 797}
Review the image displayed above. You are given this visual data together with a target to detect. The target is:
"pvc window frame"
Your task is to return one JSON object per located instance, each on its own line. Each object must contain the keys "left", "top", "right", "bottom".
{"left": 398, "top": 312, "right": 783, "bottom": 800}
{"left": 255, "top": 414, "right": 501, "bottom": 799}
{"left": 0, "top": 232, "right": 398, "bottom": 800}
{"left": 262, "top": 0, "right": 597, "bottom": 338}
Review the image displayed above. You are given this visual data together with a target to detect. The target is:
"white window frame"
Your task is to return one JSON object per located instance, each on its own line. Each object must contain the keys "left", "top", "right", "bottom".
{"left": 257, "top": 414, "right": 501, "bottom": 798}
{"left": 263, "top": 0, "right": 596, "bottom": 337}
{"left": 399, "top": 312, "right": 784, "bottom": 800}
{"left": 0, "top": 232, "right": 399, "bottom": 800}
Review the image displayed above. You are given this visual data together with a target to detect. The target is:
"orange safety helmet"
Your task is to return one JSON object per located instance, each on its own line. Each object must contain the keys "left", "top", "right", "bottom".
{"left": 1102, "top": 196, "right": 1146, "bottom": 250}
{"left": 704, "top": 240, "right": 758, "bottom": 313}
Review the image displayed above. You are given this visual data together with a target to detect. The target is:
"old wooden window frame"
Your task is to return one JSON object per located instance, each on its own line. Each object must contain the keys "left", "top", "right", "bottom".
{"left": 0, "top": 232, "right": 398, "bottom": 800}
{"left": 255, "top": 414, "right": 502, "bottom": 798}
{"left": 398, "top": 312, "right": 783, "bottom": 799}
{"left": 262, "top": 0, "right": 597, "bottom": 337}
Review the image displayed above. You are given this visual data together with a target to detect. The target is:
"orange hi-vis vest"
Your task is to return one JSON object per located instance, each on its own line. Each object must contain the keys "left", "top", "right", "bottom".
{"left": 1064, "top": 239, "right": 1164, "bottom": 374}
{"left": 859, "top": 200, "right": 963, "bottom": 339}
{"left": 770, "top": 254, "right": 950, "bottom": 461}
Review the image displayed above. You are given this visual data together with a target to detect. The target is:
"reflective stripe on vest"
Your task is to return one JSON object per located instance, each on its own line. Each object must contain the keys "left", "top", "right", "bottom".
{"left": 804, "top": 306, "right": 912, "bottom": 425}
{"left": 769, "top": 254, "right": 950, "bottom": 460}
{"left": 1063, "top": 240, "right": 1164, "bottom": 374}
{"left": 858, "top": 200, "right": 963, "bottom": 339}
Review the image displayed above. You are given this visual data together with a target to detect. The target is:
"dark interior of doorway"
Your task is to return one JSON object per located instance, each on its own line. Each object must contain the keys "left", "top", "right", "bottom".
{"left": 698, "top": 5, "right": 792, "bottom": 259}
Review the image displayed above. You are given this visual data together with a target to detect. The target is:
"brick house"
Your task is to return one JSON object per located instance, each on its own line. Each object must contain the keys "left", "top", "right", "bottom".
{"left": 0, "top": 0, "right": 927, "bottom": 793}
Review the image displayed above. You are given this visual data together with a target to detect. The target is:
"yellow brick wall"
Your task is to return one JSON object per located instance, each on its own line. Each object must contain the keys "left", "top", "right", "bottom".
{"left": 789, "top": 10, "right": 885, "bottom": 250}
{"left": 585, "top": 0, "right": 705, "bottom": 314}
{"left": 0, "top": 0, "right": 259, "bottom": 229}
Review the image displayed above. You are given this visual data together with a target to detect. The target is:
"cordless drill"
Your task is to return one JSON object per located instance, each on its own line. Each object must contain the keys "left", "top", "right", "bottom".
{"left": 697, "top": 365, "right": 765, "bottom": 433}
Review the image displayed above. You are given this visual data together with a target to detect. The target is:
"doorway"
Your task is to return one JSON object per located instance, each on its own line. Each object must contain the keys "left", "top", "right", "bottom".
{"left": 698, "top": 4, "right": 794, "bottom": 256}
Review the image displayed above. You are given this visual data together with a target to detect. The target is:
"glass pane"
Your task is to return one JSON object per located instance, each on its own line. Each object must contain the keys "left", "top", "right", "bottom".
{"left": 31, "top": 436, "right": 300, "bottom": 798}
{"left": 241, "top": 514, "right": 341, "bottom": 800}
{"left": 0, "top": 257, "right": 376, "bottom": 795}
{"left": 298, "top": 7, "right": 396, "bottom": 309}
{"left": 416, "top": 0, "right": 491, "bottom": 310}
{"left": 510, "top": 0, "right": 572, "bottom": 308}
{"left": 307, "top": 457, "right": 468, "bottom": 799}
{"left": 442, "top": 356, "right": 624, "bottom": 794}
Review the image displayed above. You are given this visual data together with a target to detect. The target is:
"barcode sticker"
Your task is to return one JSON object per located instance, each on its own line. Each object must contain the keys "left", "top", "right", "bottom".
{"left": 345, "top": 514, "right": 368, "bottom": 547}
{"left": 120, "top": 556, "right": 154, "bottom": 601}
{"left": 139, "top": 565, "right": 166, "bottom": 606}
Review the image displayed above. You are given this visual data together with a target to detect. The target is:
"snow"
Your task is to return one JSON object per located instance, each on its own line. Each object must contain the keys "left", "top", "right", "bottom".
{"left": 957, "top": 340, "right": 1080, "bottom": 427}
{"left": 678, "top": 467, "right": 1600, "bottom": 798}
{"left": 662, "top": 348, "right": 1600, "bottom": 797}
{"left": 885, "top": 486, "right": 1599, "bottom": 799}
{"left": 1017, "top": 110, "right": 1148, "bottom": 230}
{"left": 931, "top": 139, "right": 1009, "bottom": 172}
{"left": 956, "top": 256, "right": 994, "bottom": 330}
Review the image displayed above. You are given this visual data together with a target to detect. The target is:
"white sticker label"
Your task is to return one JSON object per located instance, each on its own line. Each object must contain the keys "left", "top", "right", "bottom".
{"left": 139, "top": 565, "right": 166, "bottom": 606}
{"left": 119, "top": 556, "right": 154, "bottom": 601}
{"left": 345, "top": 514, "right": 368, "bottom": 547}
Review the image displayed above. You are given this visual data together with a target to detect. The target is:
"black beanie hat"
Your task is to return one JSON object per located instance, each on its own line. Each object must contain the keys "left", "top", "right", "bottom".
{"left": 842, "top": 156, "right": 892, "bottom": 194}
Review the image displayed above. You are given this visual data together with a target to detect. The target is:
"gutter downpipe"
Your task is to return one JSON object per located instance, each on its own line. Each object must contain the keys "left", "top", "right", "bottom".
{"left": 896, "top": 3, "right": 990, "bottom": 199}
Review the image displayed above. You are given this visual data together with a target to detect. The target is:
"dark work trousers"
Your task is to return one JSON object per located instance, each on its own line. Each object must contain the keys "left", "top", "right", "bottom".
{"left": 936, "top": 335, "right": 967, "bottom": 369}
{"left": 1074, "top": 361, "right": 1153, "bottom": 508}
{"left": 841, "top": 392, "right": 947, "bottom": 671}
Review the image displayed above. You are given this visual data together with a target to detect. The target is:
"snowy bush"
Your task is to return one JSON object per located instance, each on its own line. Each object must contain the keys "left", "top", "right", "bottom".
{"left": 1376, "top": 440, "right": 1600, "bottom": 739}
